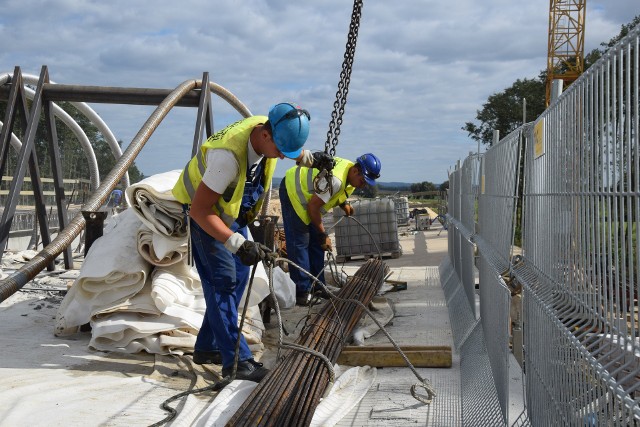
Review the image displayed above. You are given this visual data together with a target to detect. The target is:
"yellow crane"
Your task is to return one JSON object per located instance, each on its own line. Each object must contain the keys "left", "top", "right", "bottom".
{"left": 546, "top": 0, "right": 586, "bottom": 106}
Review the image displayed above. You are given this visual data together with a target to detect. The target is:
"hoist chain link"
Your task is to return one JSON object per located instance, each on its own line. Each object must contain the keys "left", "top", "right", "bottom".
{"left": 324, "top": 0, "right": 363, "bottom": 158}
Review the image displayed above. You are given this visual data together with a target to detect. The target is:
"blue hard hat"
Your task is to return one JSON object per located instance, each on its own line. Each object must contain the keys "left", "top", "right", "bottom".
{"left": 356, "top": 153, "right": 382, "bottom": 186}
{"left": 268, "top": 102, "right": 310, "bottom": 158}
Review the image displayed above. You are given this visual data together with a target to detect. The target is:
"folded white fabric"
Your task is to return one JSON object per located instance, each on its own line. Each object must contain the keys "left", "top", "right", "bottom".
{"left": 90, "top": 312, "right": 197, "bottom": 355}
{"left": 125, "top": 169, "right": 186, "bottom": 237}
{"left": 137, "top": 225, "right": 188, "bottom": 266}
{"left": 310, "top": 365, "right": 377, "bottom": 427}
{"left": 151, "top": 262, "right": 205, "bottom": 329}
{"left": 89, "top": 276, "right": 196, "bottom": 354}
{"left": 351, "top": 296, "right": 394, "bottom": 346}
{"left": 55, "top": 209, "right": 152, "bottom": 336}
{"left": 93, "top": 276, "right": 160, "bottom": 317}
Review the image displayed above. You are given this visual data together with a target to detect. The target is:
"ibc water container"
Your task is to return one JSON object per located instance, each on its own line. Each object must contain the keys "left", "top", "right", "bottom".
{"left": 332, "top": 198, "right": 401, "bottom": 261}
{"left": 390, "top": 196, "right": 410, "bottom": 225}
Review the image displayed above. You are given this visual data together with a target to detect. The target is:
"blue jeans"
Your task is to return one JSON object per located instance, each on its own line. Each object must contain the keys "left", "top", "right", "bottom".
{"left": 279, "top": 180, "right": 325, "bottom": 295}
{"left": 190, "top": 219, "right": 252, "bottom": 369}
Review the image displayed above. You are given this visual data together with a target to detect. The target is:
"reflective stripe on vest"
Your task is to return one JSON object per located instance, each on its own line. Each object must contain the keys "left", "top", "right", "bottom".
{"left": 285, "top": 157, "right": 354, "bottom": 225}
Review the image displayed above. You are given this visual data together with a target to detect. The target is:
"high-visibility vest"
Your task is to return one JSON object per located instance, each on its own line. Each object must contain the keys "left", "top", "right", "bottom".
{"left": 284, "top": 157, "right": 355, "bottom": 225}
{"left": 172, "top": 116, "right": 277, "bottom": 226}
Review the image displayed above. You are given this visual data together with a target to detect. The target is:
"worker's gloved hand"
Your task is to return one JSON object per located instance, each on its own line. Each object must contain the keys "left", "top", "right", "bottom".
{"left": 236, "top": 241, "right": 272, "bottom": 266}
{"left": 340, "top": 202, "right": 354, "bottom": 217}
{"left": 224, "top": 232, "right": 272, "bottom": 265}
{"left": 311, "top": 152, "right": 335, "bottom": 171}
{"left": 318, "top": 232, "right": 333, "bottom": 252}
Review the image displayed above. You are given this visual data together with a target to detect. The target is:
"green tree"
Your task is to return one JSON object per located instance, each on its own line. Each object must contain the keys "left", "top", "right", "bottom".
{"left": 584, "top": 15, "right": 640, "bottom": 66}
{"left": 463, "top": 74, "right": 546, "bottom": 146}
{"left": 410, "top": 181, "right": 437, "bottom": 193}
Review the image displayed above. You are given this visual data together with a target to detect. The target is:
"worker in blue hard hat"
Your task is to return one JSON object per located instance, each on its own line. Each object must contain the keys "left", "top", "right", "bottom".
{"left": 279, "top": 152, "right": 382, "bottom": 306}
{"left": 172, "top": 102, "right": 333, "bottom": 382}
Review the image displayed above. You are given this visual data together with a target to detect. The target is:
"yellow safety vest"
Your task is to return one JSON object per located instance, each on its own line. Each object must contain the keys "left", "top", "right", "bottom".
{"left": 172, "top": 116, "right": 277, "bottom": 226}
{"left": 284, "top": 157, "right": 355, "bottom": 225}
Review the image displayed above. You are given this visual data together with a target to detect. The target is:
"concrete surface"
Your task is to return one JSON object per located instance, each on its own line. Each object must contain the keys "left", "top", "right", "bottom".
{"left": 0, "top": 219, "right": 464, "bottom": 426}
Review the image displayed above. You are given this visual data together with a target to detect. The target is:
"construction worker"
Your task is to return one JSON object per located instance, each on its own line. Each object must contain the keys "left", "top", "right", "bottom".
{"left": 108, "top": 188, "right": 123, "bottom": 208}
{"left": 279, "top": 153, "right": 382, "bottom": 306}
{"left": 172, "top": 102, "right": 332, "bottom": 382}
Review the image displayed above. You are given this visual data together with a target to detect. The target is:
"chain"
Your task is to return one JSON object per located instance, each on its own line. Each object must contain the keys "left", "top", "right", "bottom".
{"left": 324, "top": 0, "right": 363, "bottom": 157}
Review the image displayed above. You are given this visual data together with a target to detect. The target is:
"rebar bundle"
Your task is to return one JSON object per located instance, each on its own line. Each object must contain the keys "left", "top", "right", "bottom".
{"left": 227, "top": 258, "right": 389, "bottom": 426}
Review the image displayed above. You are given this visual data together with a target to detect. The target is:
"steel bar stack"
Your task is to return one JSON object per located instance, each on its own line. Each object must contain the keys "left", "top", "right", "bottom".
{"left": 227, "top": 259, "right": 389, "bottom": 426}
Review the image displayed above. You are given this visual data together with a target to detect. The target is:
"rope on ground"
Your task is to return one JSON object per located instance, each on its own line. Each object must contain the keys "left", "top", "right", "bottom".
{"left": 275, "top": 250, "right": 437, "bottom": 405}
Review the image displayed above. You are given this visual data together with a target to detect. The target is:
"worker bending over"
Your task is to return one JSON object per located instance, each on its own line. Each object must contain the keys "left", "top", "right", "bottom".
{"left": 279, "top": 153, "right": 382, "bottom": 306}
{"left": 172, "top": 102, "right": 332, "bottom": 382}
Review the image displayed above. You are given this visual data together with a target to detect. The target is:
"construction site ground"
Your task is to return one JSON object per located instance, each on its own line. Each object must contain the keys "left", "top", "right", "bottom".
{"left": 0, "top": 219, "right": 520, "bottom": 426}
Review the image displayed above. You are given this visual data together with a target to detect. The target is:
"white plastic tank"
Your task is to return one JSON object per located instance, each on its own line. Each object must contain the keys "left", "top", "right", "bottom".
{"left": 390, "top": 196, "right": 410, "bottom": 225}
{"left": 332, "top": 198, "right": 401, "bottom": 261}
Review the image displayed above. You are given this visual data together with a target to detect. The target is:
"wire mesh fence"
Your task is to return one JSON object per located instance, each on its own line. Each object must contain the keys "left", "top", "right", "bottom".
{"left": 442, "top": 23, "right": 639, "bottom": 427}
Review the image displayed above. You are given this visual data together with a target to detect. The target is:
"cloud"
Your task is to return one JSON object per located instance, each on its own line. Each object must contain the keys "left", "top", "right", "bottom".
{"left": 1, "top": 0, "right": 638, "bottom": 183}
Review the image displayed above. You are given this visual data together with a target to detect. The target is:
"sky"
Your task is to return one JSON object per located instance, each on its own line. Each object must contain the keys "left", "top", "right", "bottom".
{"left": 1, "top": 1, "right": 638, "bottom": 184}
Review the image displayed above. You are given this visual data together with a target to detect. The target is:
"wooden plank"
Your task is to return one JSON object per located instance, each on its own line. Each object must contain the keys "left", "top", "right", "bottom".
{"left": 337, "top": 345, "right": 452, "bottom": 368}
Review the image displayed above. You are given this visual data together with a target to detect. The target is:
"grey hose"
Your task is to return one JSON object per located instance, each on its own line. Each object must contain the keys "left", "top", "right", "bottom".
{"left": 0, "top": 79, "right": 252, "bottom": 302}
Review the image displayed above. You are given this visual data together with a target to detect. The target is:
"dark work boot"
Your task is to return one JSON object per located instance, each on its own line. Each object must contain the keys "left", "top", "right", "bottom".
{"left": 311, "top": 284, "right": 332, "bottom": 300}
{"left": 192, "top": 350, "right": 223, "bottom": 365}
{"left": 296, "top": 291, "right": 311, "bottom": 306}
{"left": 222, "top": 359, "right": 269, "bottom": 382}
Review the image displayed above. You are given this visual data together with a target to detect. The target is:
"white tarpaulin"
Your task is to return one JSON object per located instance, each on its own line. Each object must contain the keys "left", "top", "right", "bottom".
{"left": 55, "top": 171, "right": 277, "bottom": 355}
{"left": 125, "top": 169, "right": 186, "bottom": 237}
{"left": 55, "top": 209, "right": 151, "bottom": 336}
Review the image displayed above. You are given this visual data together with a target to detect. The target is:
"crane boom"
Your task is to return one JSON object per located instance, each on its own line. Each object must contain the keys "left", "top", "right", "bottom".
{"left": 546, "top": 0, "right": 586, "bottom": 106}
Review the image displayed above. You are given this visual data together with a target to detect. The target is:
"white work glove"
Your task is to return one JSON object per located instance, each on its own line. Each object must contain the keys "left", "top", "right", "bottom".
{"left": 297, "top": 151, "right": 335, "bottom": 170}
{"left": 224, "top": 232, "right": 246, "bottom": 254}
{"left": 297, "top": 150, "right": 314, "bottom": 168}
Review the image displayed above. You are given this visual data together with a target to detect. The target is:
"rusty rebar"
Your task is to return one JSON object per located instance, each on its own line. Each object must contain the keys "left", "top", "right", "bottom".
{"left": 226, "top": 259, "right": 388, "bottom": 426}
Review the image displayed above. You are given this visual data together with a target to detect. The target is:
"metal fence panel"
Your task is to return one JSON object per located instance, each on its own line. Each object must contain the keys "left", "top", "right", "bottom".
{"left": 460, "top": 320, "right": 506, "bottom": 426}
{"left": 517, "top": 25, "right": 640, "bottom": 426}
{"left": 442, "top": 22, "right": 640, "bottom": 427}
{"left": 478, "top": 254, "right": 512, "bottom": 421}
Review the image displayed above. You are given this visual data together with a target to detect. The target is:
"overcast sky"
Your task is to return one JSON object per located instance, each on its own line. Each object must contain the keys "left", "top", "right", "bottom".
{"left": 1, "top": 1, "right": 638, "bottom": 184}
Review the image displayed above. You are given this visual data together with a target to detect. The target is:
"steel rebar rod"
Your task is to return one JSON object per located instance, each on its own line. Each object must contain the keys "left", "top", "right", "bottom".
{"left": 227, "top": 259, "right": 388, "bottom": 426}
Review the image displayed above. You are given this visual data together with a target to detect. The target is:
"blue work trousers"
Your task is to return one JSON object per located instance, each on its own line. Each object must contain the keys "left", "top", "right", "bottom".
{"left": 279, "top": 180, "right": 325, "bottom": 295}
{"left": 190, "top": 220, "right": 252, "bottom": 369}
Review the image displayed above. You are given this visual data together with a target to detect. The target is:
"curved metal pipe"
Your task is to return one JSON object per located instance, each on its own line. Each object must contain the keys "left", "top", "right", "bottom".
{"left": 0, "top": 79, "right": 252, "bottom": 302}
{"left": 0, "top": 120, "right": 24, "bottom": 152}
{"left": 25, "top": 86, "right": 101, "bottom": 190}
{"left": 0, "top": 73, "right": 101, "bottom": 190}
{"left": 20, "top": 73, "right": 129, "bottom": 188}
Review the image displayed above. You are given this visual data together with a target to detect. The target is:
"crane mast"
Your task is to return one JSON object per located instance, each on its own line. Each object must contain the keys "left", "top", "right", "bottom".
{"left": 546, "top": 0, "right": 586, "bottom": 106}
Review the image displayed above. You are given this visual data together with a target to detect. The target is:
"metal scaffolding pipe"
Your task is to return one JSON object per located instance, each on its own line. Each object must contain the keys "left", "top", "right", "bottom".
{"left": 0, "top": 83, "right": 203, "bottom": 107}
{"left": 0, "top": 79, "right": 251, "bottom": 302}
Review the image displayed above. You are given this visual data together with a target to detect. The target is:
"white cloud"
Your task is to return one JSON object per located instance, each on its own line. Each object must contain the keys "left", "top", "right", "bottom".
{"left": 1, "top": 0, "right": 638, "bottom": 183}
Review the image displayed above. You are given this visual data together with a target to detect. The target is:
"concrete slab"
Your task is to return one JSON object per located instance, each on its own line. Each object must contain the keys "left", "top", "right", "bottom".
{"left": 0, "top": 219, "right": 469, "bottom": 425}
{"left": 325, "top": 222, "right": 463, "bottom": 426}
